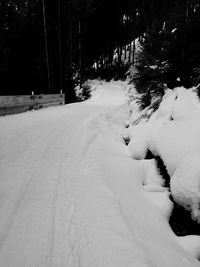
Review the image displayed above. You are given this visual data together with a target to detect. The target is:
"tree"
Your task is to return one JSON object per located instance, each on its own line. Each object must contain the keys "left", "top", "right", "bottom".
{"left": 1, "top": 0, "right": 200, "bottom": 99}
{"left": 42, "top": 0, "right": 51, "bottom": 93}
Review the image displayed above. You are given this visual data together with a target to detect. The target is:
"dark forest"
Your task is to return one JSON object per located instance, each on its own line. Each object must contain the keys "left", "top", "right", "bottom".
{"left": 0, "top": 0, "right": 200, "bottom": 101}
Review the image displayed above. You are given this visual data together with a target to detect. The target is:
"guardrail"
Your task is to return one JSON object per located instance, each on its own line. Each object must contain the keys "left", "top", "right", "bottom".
{"left": 0, "top": 94, "right": 65, "bottom": 116}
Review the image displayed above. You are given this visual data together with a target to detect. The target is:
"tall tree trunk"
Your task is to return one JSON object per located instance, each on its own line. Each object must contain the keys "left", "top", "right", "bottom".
{"left": 124, "top": 45, "right": 127, "bottom": 61}
{"left": 128, "top": 42, "right": 132, "bottom": 63}
{"left": 42, "top": 0, "right": 51, "bottom": 93}
{"left": 58, "top": 0, "right": 63, "bottom": 92}
{"left": 96, "top": 59, "right": 99, "bottom": 71}
{"left": 69, "top": 21, "right": 73, "bottom": 66}
{"left": 180, "top": 0, "right": 191, "bottom": 74}
{"left": 117, "top": 45, "right": 121, "bottom": 66}
{"left": 117, "top": 15, "right": 123, "bottom": 66}
{"left": 132, "top": 39, "right": 135, "bottom": 64}
{"left": 78, "top": 19, "right": 82, "bottom": 88}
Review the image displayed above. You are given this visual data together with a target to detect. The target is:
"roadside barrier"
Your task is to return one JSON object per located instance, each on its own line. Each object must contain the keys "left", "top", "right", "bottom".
{"left": 0, "top": 93, "right": 65, "bottom": 116}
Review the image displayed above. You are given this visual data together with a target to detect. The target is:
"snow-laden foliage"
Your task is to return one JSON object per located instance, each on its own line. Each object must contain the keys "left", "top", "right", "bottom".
{"left": 74, "top": 79, "right": 102, "bottom": 101}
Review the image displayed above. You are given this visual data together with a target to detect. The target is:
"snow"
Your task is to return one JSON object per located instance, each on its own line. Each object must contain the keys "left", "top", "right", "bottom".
{"left": 128, "top": 124, "right": 148, "bottom": 160}
{"left": 149, "top": 88, "right": 200, "bottom": 223}
{"left": 143, "top": 189, "right": 173, "bottom": 220}
{"left": 149, "top": 119, "right": 200, "bottom": 176}
{"left": 142, "top": 159, "right": 164, "bottom": 187}
{"left": 0, "top": 81, "right": 200, "bottom": 266}
{"left": 177, "top": 235, "right": 200, "bottom": 260}
{"left": 88, "top": 80, "right": 127, "bottom": 106}
{"left": 128, "top": 85, "right": 200, "bottom": 224}
{"left": 171, "top": 150, "right": 200, "bottom": 222}
{"left": 171, "top": 28, "right": 177, "bottom": 33}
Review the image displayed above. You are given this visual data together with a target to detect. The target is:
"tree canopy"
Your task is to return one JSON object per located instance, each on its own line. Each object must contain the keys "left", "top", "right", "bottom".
{"left": 0, "top": 0, "right": 200, "bottom": 98}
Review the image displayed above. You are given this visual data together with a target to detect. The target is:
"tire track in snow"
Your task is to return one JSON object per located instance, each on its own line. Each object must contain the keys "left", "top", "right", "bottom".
{"left": 0, "top": 106, "right": 96, "bottom": 267}
{"left": 0, "top": 113, "right": 53, "bottom": 145}
{"left": 0, "top": 104, "right": 121, "bottom": 266}
{"left": 0, "top": 103, "right": 85, "bottom": 147}
{"left": 47, "top": 134, "right": 67, "bottom": 267}
{"left": 0, "top": 133, "right": 52, "bottom": 252}
{"left": 46, "top": 132, "right": 79, "bottom": 267}
{"left": 0, "top": 118, "right": 77, "bottom": 253}
{"left": 0, "top": 112, "right": 75, "bottom": 166}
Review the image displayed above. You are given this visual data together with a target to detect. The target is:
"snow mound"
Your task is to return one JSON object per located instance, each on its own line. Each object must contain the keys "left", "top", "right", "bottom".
{"left": 177, "top": 235, "right": 200, "bottom": 260}
{"left": 171, "top": 150, "right": 200, "bottom": 222}
{"left": 128, "top": 86, "right": 200, "bottom": 224}
{"left": 142, "top": 159, "right": 164, "bottom": 187}
{"left": 149, "top": 119, "right": 200, "bottom": 176}
{"left": 155, "top": 89, "right": 176, "bottom": 119}
{"left": 143, "top": 190, "right": 173, "bottom": 220}
{"left": 171, "top": 87, "right": 200, "bottom": 120}
{"left": 128, "top": 123, "right": 149, "bottom": 159}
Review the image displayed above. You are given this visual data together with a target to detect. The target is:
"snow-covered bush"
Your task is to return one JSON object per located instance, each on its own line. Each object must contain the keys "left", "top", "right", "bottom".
{"left": 128, "top": 86, "right": 200, "bottom": 223}
{"left": 195, "top": 82, "right": 200, "bottom": 98}
{"left": 75, "top": 79, "right": 100, "bottom": 101}
{"left": 193, "top": 67, "right": 200, "bottom": 89}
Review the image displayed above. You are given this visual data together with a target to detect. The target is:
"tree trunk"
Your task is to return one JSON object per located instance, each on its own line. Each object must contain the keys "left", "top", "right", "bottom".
{"left": 42, "top": 0, "right": 51, "bottom": 93}
{"left": 180, "top": 0, "right": 191, "bottom": 74}
{"left": 128, "top": 42, "right": 132, "bottom": 63}
{"left": 117, "top": 45, "right": 122, "bottom": 66}
{"left": 69, "top": 21, "right": 73, "bottom": 66}
{"left": 132, "top": 39, "right": 135, "bottom": 64}
{"left": 78, "top": 19, "right": 82, "bottom": 89}
{"left": 58, "top": 0, "right": 63, "bottom": 92}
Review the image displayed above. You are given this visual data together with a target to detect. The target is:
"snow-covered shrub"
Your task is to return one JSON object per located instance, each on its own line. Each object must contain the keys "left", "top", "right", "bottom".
{"left": 128, "top": 86, "right": 200, "bottom": 223}
{"left": 193, "top": 67, "right": 200, "bottom": 90}
{"left": 136, "top": 91, "right": 152, "bottom": 110}
{"left": 127, "top": 61, "right": 169, "bottom": 111}
{"left": 194, "top": 82, "right": 200, "bottom": 98}
{"left": 75, "top": 81, "right": 91, "bottom": 101}
{"left": 133, "top": 66, "right": 167, "bottom": 109}
{"left": 127, "top": 31, "right": 172, "bottom": 111}
{"left": 75, "top": 79, "right": 99, "bottom": 101}
{"left": 126, "top": 82, "right": 163, "bottom": 127}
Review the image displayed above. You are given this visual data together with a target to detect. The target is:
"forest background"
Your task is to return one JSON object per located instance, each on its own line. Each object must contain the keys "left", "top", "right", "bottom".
{"left": 0, "top": 0, "right": 200, "bottom": 103}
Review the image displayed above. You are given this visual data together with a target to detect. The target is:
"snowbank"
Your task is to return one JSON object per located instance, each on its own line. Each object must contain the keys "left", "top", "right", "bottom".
{"left": 171, "top": 151, "right": 200, "bottom": 222}
{"left": 128, "top": 86, "right": 200, "bottom": 224}
{"left": 177, "top": 235, "right": 200, "bottom": 260}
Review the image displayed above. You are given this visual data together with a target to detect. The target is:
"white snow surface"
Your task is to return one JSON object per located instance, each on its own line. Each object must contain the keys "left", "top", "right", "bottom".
{"left": 0, "top": 82, "right": 199, "bottom": 266}
{"left": 171, "top": 150, "right": 200, "bottom": 222}
{"left": 128, "top": 86, "right": 200, "bottom": 223}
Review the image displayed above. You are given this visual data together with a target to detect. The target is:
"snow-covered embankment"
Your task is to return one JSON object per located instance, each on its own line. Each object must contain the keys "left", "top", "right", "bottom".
{"left": 128, "top": 85, "right": 200, "bottom": 262}
{"left": 0, "top": 81, "right": 199, "bottom": 266}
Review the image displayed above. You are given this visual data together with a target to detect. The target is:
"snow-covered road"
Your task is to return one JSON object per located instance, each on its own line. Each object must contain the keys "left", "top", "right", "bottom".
{"left": 0, "top": 82, "right": 199, "bottom": 266}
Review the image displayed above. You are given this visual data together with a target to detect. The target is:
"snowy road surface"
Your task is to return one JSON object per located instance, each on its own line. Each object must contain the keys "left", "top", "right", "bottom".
{"left": 0, "top": 82, "right": 199, "bottom": 266}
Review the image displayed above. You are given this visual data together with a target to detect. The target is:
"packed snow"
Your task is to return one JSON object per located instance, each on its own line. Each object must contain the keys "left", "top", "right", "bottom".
{"left": 0, "top": 81, "right": 200, "bottom": 266}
